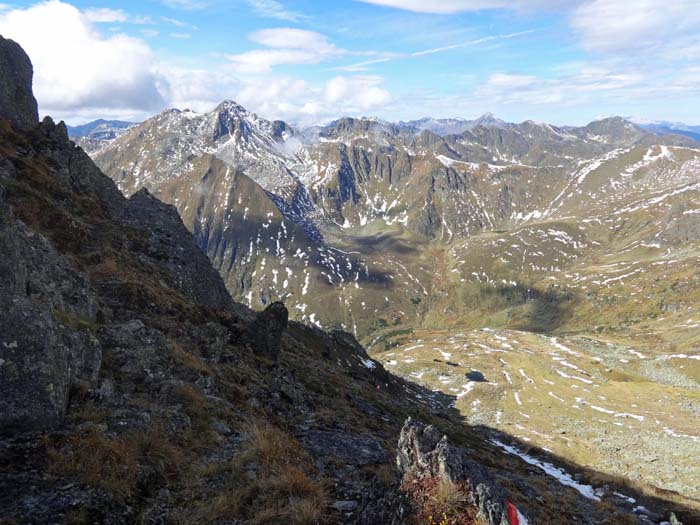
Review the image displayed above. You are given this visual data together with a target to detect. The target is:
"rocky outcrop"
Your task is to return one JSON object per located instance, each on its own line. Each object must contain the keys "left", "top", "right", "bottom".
{"left": 123, "top": 188, "right": 235, "bottom": 312}
{"left": 0, "top": 181, "right": 101, "bottom": 433}
{"left": 397, "top": 418, "right": 523, "bottom": 525}
{"left": 244, "top": 301, "right": 288, "bottom": 360}
{"left": 0, "top": 35, "right": 39, "bottom": 129}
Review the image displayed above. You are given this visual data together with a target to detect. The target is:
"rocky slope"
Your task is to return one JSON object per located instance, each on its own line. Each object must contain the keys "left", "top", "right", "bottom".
{"left": 5, "top": 34, "right": 694, "bottom": 525}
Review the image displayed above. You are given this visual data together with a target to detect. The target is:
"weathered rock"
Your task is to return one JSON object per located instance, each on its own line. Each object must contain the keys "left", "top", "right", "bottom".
{"left": 99, "top": 321, "right": 170, "bottom": 384}
{"left": 123, "top": 188, "right": 235, "bottom": 312}
{"left": 0, "top": 35, "right": 39, "bottom": 129}
{"left": 300, "top": 429, "right": 387, "bottom": 466}
{"left": 0, "top": 190, "right": 101, "bottom": 433}
{"left": 212, "top": 421, "right": 232, "bottom": 435}
{"left": 397, "top": 418, "right": 519, "bottom": 525}
{"left": 333, "top": 500, "right": 359, "bottom": 513}
{"left": 245, "top": 301, "right": 288, "bottom": 360}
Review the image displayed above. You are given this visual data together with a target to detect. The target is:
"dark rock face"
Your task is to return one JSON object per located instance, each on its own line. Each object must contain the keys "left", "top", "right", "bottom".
{"left": 0, "top": 35, "right": 39, "bottom": 129}
{"left": 123, "top": 188, "right": 235, "bottom": 312}
{"left": 397, "top": 418, "right": 518, "bottom": 525}
{"left": 0, "top": 185, "right": 101, "bottom": 433}
{"left": 245, "top": 301, "right": 288, "bottom": 360}
{"left": 0, "top": 43, "right": 234, "bottom": 432}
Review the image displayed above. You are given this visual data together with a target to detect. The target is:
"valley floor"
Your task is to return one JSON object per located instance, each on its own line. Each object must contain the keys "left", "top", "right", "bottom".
{"left": 369, "top": 327, "right": 700, "bottom": 507}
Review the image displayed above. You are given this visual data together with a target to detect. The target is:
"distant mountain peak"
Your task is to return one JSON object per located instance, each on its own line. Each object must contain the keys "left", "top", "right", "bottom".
{"left": 215, "top": 99, "right": 251, "bottom": 116}
{"left": 473, "top": 112, "right": 507, "bottom": 128}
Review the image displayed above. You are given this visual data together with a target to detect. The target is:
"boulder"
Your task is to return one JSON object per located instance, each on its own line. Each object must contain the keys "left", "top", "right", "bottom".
{"left": 245, "top": 301, "right": 288, "bottom": 360}
{"left": 300, "top": 429, "right": 387, "bottom": 466}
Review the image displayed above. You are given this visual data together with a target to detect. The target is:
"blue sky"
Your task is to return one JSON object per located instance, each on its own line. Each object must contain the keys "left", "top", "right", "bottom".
{"left": 0, "top": 0, "right": 698, "bottom": 126}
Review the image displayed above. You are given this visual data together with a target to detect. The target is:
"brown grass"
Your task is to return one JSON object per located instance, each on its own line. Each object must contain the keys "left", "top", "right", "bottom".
{"left": 402, "top": 476, "right": 481, "bottom": 525}
{"left": 67, "top": 401, "right": 109, "bottom": 425}
{"left": 46, "top": 424, "right": 184, "bottom": 502}
{"left": 243, "top": 421, "right": 308, "bottom": 473}
{"left": 46, "top": 428, "right": 140, "bottom": 500}
{"left": 183, "top": 421, "right": 327, "bottom": 524}
{"left": 169, "top": 339, "right": 214, "bottom": 376}
{"left": 173, "top": 383, "right": 215, "bottom": 448}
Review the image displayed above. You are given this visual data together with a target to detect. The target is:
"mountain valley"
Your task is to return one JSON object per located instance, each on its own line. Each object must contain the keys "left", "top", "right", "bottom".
{"left": 2, "top": 25, "right": 700, "bottom": 524}
{"left": 80, "top": 98, "right": 700, "bottom": 510}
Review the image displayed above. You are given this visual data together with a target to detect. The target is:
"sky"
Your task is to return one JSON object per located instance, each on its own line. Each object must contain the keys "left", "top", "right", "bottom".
{"left": 0, "top": 0, "right": 698, "bottom": 126}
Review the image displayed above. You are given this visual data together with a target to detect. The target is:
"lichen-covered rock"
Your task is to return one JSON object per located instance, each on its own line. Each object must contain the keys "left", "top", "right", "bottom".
{"left": 245, "top": 301, "right": 288, "bottom": 360}
{"left": 99, "top": 320, "right": 171, "bottom": 384}
{"left": 397, "top": 418, "right": 519, "bottom": 525}
{"left": 0, "top": 35, "right": 39, "bottom": 129}
{"left": 0, "top": 189, "right": 101, "bottom": 433}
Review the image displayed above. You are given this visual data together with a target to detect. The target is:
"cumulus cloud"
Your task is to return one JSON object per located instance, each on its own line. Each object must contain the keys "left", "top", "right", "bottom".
{"left": 0, "top": 1, "right": 164, "bottom": 116}
{"left": 322, "top": 76, "right": 391, "bottom": 111}
{"left": 225, "top": 28, "right": 343, "bottom": 73}
{"left": 0, "top": 1, "right": 394, "bottom": 125}
{"left": 162, "top": 68, "right": 392, "bottom": 125}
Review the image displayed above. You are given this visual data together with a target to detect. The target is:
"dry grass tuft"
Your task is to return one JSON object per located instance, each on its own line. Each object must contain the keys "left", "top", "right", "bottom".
{"left": 46, "top": 428, "right": 140, "bottom": 501}
{"left": 169, "top": 339, "right": 214, "bottom": 376}
{"left": 402, "top": 476, "right": 481, "bottom": 525}
{"left": 184, "top": 421, "right": 327, "bottom": 524}
{"left": 46, "top": 424, "right": 184, "bottom": 502}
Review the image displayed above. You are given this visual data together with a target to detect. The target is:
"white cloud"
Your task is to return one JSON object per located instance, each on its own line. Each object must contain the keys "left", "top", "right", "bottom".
{"left": 323, "top": 76, "right": 391, "bottom": 111}
{"left": 84, "top": 7, "right": 127, "bottom": 23}
{"left": 169, "top": 32, "right": 191, "bottom": 39}
{"left": 485, "top": 73, "right": 538, "bottom": 88}
{"left": 0, "top": 1, "right": 393, "bottom": 125}
{"left": 232, "top": 75, "right": 391, "bottom": 123}
{"left": 226, "top": 28, "right": 343, "bottom": 73}
{"left": 162, "top": 16, "right": 186, "bottom": 27}
{"left": 249, "top": 28, "right": 334, "bottom": 51}
{"left": 84, "top": 7, "right": 155, "bottom": 25}
{"left": 0, "top": 0, "right": 164, "bottom": 116}
{"left": 160, "top": 0, "right": 207, "bottom": 10}
{"left": 571, "top": 0, "right": 700, "bottom": 55}
{"left": 472, "top": 63, "right": 700, "bottom": 110}
{"left": 141, "top": 29, "right": 160, "bottom": 37}
{"left": 246, "top": 0, "right": 307, "bottom": 22}
{"left": 335, "top": 30, "right": 534, "bottom": 71}
{"left": 355, "top": 0, "right": 576, "bottom": 13}
{"left": 158, "top": 62, "right": 392, "bottom": 125}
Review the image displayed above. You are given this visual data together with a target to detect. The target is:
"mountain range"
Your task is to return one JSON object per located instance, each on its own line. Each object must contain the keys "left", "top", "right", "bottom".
{"left": 635, "top": 120, "right": 700, "bottom": 143}
{"left": 2, "top": 29, "right": 700, "bottom": 524}
{"left": 85, "top": 99, "right": 700, "bottom": 509}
